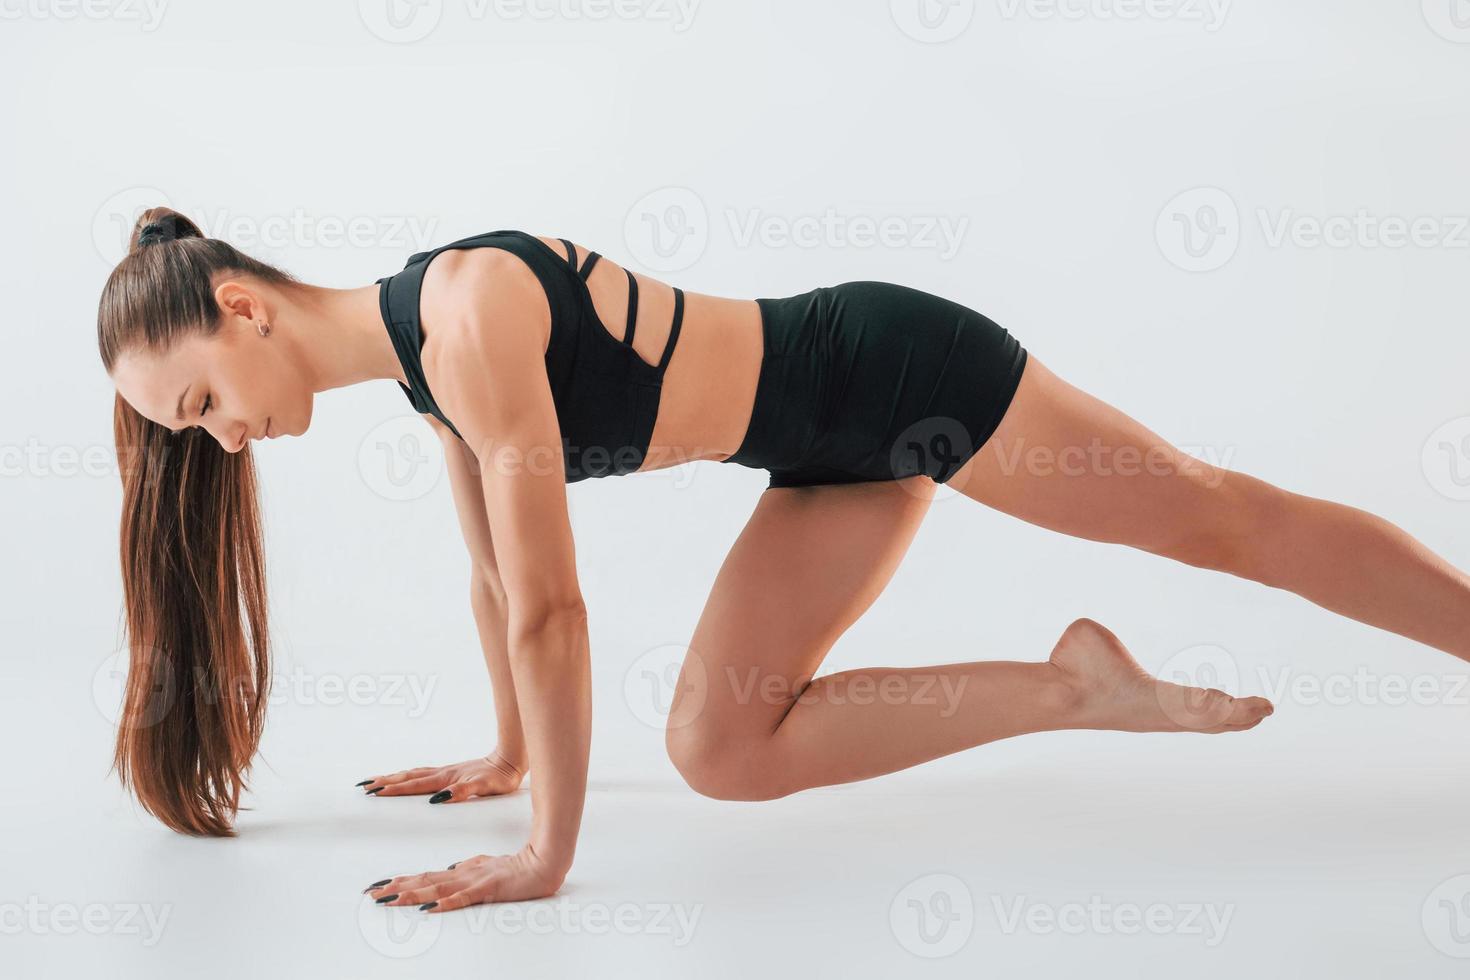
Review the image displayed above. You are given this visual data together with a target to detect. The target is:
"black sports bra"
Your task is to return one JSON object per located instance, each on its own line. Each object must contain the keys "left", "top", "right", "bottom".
{"left": 377, "top": 229, "right": 685, "bottom": 483}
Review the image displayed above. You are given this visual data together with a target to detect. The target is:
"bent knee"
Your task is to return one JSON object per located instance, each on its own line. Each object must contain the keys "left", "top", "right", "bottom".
{"left": 666, "top": 727, "right": 790, "bottom": 802}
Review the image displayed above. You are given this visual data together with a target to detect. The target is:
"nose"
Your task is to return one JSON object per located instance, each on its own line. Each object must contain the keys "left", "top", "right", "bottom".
{"left": 207, "top": 418, "right": 249, "bottom": 454}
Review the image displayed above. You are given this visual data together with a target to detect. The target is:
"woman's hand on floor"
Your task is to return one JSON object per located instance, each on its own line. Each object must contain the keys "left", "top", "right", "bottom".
{"left": 364, "top": 844, "right": 566, "bottom": 912}
{"left": 356, "top": 749, "right": 526, "bottom": 803}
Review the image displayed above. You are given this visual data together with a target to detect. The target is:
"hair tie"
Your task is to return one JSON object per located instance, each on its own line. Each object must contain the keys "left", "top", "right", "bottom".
{"left": 138, "top": 214, "right": 185, "bottom": 247}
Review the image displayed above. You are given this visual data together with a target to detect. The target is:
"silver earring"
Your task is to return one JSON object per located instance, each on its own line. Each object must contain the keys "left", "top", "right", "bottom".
{"left": 257, "top": 321, "right": 271, "bottom": 337}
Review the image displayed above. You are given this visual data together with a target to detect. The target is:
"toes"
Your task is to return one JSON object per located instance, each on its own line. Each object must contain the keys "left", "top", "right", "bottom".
{"left": 1227, "top": 695, "right": 1274, "bottom": 726}
{"left": 1198, "top": 696, "right": 1275, "bottom": 733}
{"left": 1155, "top": 683, "right": 1273, "bottom": 732}
{"left": 1222, "top": 699, "right": 1274, "bottom": 731}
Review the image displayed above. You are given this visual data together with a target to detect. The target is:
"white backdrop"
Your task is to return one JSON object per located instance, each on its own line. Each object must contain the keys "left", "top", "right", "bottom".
{"left": 4, "top": 1, "right": 1470, "bottom": 976}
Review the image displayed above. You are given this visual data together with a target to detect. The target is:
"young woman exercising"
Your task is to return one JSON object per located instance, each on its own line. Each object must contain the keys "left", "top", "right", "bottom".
{"left": 96, "top": 207, "right": 1470, "bottom": 913}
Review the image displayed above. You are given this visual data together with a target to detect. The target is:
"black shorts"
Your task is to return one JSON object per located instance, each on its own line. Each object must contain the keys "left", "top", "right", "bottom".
{"left": 721, "top": 280, "right": 1028, "bottom": 489}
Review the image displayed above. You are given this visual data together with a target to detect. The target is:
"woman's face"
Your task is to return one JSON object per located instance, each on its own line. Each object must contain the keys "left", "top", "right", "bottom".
{"left": 111, "top": 316, "right": 314, "bottom": 453}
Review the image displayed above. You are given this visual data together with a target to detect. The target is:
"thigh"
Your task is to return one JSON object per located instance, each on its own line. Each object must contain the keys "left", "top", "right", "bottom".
{"left": 667, "top": 476, "right": 935, "bottom": 752}
{"left": 946, "top": 353, "right": 1242, "bottom": 559}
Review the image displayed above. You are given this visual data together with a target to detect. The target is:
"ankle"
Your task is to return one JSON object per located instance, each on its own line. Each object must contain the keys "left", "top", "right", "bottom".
{"left": 1036, "top": 660, "right": 1091, "bottom": 730}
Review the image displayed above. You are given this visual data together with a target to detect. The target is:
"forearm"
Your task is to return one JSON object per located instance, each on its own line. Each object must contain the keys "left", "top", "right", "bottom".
{"left": 506, "top": 604, "right": 591, "bottom": 876}
{"left": 470, "top": 573, "right": 528, "bottom": 767}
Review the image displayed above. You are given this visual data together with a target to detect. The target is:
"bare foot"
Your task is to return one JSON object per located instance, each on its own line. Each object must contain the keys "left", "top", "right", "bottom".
{"left": 1047, "top": 618, "right": 1274, "bottom": 734}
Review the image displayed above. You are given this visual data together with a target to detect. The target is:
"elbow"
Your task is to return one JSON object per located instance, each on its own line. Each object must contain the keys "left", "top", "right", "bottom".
{"left": 471, "top": 566, "right": 509, "bottom": 608}
{"left": 507, "top": 595, "right": 587, "bottom": 644}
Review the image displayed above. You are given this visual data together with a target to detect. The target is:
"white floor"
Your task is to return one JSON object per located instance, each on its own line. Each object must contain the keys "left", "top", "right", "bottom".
{"left": 9, "top": 623, "right": 1470, "bottom": 977}
{"left": 12, "top": 448, "right": 1470, "bottom": 978}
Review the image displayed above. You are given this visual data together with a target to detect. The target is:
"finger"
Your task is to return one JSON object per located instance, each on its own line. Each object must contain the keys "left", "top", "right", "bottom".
{"left": 427, "top": 781, "right": 481, "bottom": 805}
{"left": 428, "top": 881, "right": 495, "bottom": 913}
{"left": 366, "top": 870, "right": 442, "bottom": 897}
{"left": 363, "top": 767, "right": 440, "bottom": 790}
{"left": 445, "top": 854, "right": 490, "bottom": 871}
{"left": 392, "top": 881, "right": 456, "bottom": 907}
{"left": 375, "top": 775, "right": 456, "bottom": 797}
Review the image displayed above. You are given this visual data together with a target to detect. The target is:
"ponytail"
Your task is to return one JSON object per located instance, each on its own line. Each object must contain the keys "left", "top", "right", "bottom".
{"left": 98, "top": 207, "right": 289, "bottom": 835}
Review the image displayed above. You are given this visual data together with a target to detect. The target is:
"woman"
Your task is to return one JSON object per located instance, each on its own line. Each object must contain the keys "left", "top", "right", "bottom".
{"left": 97, "top": 207, "right": 1470, "bottom": 913}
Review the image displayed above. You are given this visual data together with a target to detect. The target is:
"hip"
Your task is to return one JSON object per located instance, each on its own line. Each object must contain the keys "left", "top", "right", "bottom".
{"left": 722, "top": 280, "right": 1028, "bottom": 488}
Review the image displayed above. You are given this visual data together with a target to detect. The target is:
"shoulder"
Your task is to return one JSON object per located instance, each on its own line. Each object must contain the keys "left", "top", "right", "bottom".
{"left": 415, "top": 242, "right": 559, "bottom": 442}
{"left": 417, "top": 243, "right": 553, "bottom": 370}
{"left": 419, "top": 246, "right": 547, "bottom": 333}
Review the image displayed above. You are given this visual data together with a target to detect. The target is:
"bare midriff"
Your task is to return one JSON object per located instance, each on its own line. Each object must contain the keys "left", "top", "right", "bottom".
{"left": 529, "top": 235, "right": 764, "bottom": 476}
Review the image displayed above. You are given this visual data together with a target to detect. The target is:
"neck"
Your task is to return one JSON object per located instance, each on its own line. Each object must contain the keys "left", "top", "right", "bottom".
{"left": 281, "top": 281, "right": 405, "bottom": 395}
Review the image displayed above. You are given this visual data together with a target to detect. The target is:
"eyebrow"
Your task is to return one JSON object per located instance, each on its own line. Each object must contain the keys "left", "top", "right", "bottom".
{"left": 175, "top": 384, "right": 191, "bottom": 424}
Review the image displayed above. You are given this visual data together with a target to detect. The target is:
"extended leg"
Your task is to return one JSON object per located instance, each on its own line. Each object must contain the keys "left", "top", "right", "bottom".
{"left": 665, "top": 479, "right": 1270, "bottom": 802}
{"left": 948, "top": 355, "right": 1470, "bottom": 663}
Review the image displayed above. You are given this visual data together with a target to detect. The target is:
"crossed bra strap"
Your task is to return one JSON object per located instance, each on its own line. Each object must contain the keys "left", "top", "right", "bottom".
{"left": 558, "top": 237, "right": 683, "bottom": 373}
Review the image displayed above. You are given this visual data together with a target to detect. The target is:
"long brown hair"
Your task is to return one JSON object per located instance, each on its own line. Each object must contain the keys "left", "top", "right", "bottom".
{"left": 98, "top": 207, "right": 298, "bottom": 836}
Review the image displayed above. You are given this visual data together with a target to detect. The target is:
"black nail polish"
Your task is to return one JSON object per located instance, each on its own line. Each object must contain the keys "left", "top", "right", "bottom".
{"left": 355, "top": 779, "right": 373, "bottom": 787}
{"left": 447, "top": 862, "right": 458, "bottom": 870}
{"left": 364, "top": 879, "right": 392, "bottom": 892}
{"left": 366, "top": 787, "right": 384, "bottom": 796}
{"left": 375, "top": 894, "right": 399, "bottom": 904}
{"left": 419, "top": 902, "right": 438, "bottom": 911}
{"left": 429, "top": 790, "right": 452, "bottom": 805}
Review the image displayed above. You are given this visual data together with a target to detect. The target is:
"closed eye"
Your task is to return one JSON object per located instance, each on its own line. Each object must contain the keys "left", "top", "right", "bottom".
{"left": 200, "top": 394, "right": 212, "bottom": 418}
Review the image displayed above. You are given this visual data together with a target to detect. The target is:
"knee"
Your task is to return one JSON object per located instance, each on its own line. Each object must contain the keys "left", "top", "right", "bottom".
{"left": 1154, "top": 468, "right": 1291, "bottom": 584}
{"left": 665, "top": 727, "right": 790, "bottom": 802}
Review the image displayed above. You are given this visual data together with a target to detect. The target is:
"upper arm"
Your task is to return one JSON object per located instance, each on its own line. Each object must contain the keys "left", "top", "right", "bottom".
{"left": 420, "top": 250, "right": 583, "bottom": 622}
{"left": 432, "top": 416, "right": 503, "bottom": 593}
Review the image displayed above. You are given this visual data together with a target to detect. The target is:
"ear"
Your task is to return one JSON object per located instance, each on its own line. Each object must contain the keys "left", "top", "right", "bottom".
{"left": 214, "top": 279, "right": 263, "bottom": 325}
